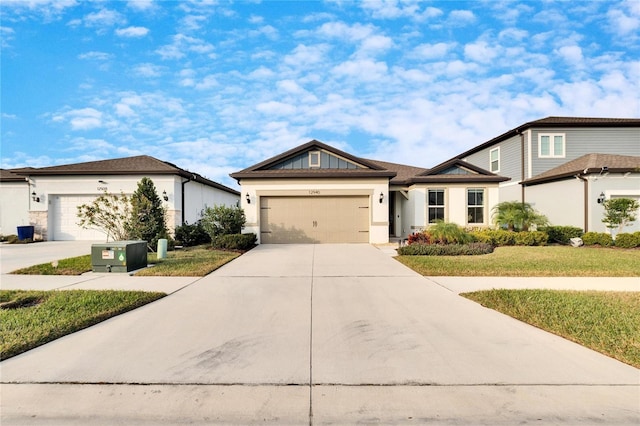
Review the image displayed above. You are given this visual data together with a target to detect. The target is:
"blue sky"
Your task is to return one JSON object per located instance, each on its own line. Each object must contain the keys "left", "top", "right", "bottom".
{"left": 1, "top": 0, "right": 639, "bottom": 189}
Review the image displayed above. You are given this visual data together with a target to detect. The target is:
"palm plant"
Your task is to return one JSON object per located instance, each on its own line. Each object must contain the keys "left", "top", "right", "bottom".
{"left": 492, "top": 201, "right": 549, "bottom": 231}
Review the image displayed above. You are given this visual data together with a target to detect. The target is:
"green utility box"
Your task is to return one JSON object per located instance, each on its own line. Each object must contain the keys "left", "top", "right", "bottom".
{"left": 91, "top": 241, "right": 147, "bottom": 273}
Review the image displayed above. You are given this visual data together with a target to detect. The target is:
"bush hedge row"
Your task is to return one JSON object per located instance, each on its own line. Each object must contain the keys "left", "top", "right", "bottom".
{"left": 468, "top": 230, "right": 548, "bottom": 246}
{"left": 211, "top": 233, "right": 257, "bottom": 251}
{"left": 398, "top": 242, "right": 494, "bottom": 256}
{"left": 614, "top": 232, "right": 640, "bottom": 248}
{"left": 540, "top": 226, "right": 583, "bottom": 244}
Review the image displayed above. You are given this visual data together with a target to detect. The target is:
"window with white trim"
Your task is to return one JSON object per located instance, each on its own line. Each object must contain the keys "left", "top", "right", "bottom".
{"left": 467, "top": 188, "right": 484, "bottom": 224}
{"left": 538, "top": 133, "right": 565, "bottom": 158}
{"left": 427, "top": 189, "right": 445, "bottom": 223}
{"left": 309, "top": 151, "right": 320, "bottom": 168}
{"left": 490, "top": 147, "right": 500, "bottom": 172}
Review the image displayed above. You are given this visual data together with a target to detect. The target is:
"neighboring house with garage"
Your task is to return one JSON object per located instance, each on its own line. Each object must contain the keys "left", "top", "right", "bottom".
{"left": 0, "top": 168, "right": 30, "bottom": 237}
{"left": 10, "top": 155, "right": 239, "bottom": 241}
{"left": 230, "top": 140, "right": 506, "bottom": 244}
{"left": 453, "top": 117, "right": 640, "bottom": 233}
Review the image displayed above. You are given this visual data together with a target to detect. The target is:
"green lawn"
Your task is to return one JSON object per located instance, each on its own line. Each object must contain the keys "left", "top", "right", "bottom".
{"left": 10, "top": 246, "right": 240, "bottom": 277}
{"left": 396, "top": 246, "right": 640, "bottom": 276}
{"left": 462, "top": 289, "right": 640, "bottom": 368}
{"left": 136, "top": 246, "right": 240, "bottom": 276}
{"left": 0, "top": 290, "right": 165, "bottom": 360}
{"left": 11, "top": 255, "right": 92, "bottom": 275}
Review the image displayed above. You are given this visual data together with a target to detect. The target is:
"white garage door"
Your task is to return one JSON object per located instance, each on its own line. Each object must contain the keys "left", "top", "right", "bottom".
{"left": 51, "top": 195, "right": 108, "bottom": 241}
{"left": 260, "top": 196, "right": 370, "bottom": 244}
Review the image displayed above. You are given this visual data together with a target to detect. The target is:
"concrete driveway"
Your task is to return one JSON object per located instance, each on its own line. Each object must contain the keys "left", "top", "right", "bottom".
{"left": 0, "top": 240, "right": 98, "bottom": 274}
{"left": 1, "top": 244, "right": 639, "bottom": 425}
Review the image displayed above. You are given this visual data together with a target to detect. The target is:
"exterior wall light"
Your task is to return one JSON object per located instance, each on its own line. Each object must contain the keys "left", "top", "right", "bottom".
{"left": 31, "top": 191, "right": 40, "bottom": 202}
{"left": 597, "top": 192, "right": 606, "bottom": 204}
{"left": 246, "top": 193, "right": 251, "bottom": 204}
{"left": 379, "top": 192, "right": 384, "bottom": 203}
{"left": 162, "top": 190, "right": 169, "bottom": 201}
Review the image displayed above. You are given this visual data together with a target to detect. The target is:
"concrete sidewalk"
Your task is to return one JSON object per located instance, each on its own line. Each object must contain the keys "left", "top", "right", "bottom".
{"left": 1, "top": 244, "right": 639, "bottom": 425}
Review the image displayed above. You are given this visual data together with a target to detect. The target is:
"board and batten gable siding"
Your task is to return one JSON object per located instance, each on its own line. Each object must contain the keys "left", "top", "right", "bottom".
{"left": 463, "top": 133, "right": 522, "bottom": 182}
{"left": 529, "top": 127, "right": 640, "bottom": 178}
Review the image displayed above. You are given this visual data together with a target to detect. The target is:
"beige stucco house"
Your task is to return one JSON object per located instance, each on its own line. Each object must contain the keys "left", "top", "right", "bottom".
{"left": 231, "top": 140, "right": 507, "bottom": 244}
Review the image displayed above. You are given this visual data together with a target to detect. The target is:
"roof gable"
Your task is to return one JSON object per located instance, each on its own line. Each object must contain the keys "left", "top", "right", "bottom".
{"left": 230, "top": 140, "right": 396, "bottom": 180}
{"left": 410, "top": 159, "right": 509, "bottom": 184}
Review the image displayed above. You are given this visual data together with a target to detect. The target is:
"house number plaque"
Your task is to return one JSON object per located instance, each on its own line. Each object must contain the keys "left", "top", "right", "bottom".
{"left": 309, "top": 190, "right": 321, "bottom": 195}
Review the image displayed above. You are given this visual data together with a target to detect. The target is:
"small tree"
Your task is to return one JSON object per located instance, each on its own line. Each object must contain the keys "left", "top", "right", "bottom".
{"left": 126, "top": 177, "right": 168, "bottom": 250}
{"left": 492, "top": 201, "right": 549, "bottom": 231}
{"left": 77, "top": 191, "right": 131, "bottom": 241}
{"left": 602, "top": 198, "right": 639, "bottom": 235}
{"left": 201, "top": 205, "right": 246, "bottom": 239}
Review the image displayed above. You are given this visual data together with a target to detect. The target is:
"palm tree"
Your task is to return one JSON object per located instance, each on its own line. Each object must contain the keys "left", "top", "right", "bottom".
{"left": 492, "top": 201, "right": 548, "bottom": 231}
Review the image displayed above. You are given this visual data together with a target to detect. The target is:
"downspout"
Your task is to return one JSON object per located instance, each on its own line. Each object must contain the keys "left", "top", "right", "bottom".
{"left": 181, "top": 175, "right": 194, "bottom": 225}
{"left": 575, "top": 171, "right": 589, "bottom": 232}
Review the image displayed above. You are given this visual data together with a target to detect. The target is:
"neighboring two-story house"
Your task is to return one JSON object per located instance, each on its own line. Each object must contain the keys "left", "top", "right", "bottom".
{"left": 455, "top": 117, "right": 640, "bottom": 233}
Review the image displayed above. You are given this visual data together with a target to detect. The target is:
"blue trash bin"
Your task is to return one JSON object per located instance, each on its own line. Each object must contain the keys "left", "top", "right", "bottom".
{"left": 17, "top": 226, "right": 34, "bottom": 241}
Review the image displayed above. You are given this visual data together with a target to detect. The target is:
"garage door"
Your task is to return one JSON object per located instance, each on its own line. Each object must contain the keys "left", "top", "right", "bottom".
{"left": 260, "top": 196, "right": 370, "bottom": 243}
{"left": 51, "top": 195, "right": 108, "bottom": 241}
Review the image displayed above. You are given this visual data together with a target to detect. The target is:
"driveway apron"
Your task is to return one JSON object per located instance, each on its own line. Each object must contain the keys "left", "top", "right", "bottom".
{"left": 1, "top": 244, "right": 639, "bottom": 425}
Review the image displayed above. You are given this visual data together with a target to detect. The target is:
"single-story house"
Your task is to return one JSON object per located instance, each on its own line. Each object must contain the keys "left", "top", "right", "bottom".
{"left": 230, "top": 140, "right": 507, "bottom": 244}
{"left": 0, "top": 168, "right": 30, "bottom": 237}
{"left": 9, "top": 155, "right": 239, "bottom": 241}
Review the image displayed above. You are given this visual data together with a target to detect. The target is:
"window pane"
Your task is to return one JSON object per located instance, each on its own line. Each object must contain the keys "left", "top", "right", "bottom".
{"left": 553, "top": 135, "right": 563, "bottom": 156}
{"left": 540, "top": 135, "right": 550, "bottom": 156}
{"left": 428, "top": 189, "right": 444, "bottom": 206}
{"left": 429, "top": 207, "right": 444, "bottom": 223}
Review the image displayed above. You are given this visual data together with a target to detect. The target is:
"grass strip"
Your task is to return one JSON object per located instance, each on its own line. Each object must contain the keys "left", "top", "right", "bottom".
{"left": 11, "top": 255, "right": 92, "bottom": 275}
{"left": 0, "top": 289, "right": 165, "bottom": 360}
{"left": 462, "top": 289, "right": 640, "bottom": 368}
{"left": 397, "top": 246, "right": 640, "bottom": 276}
{"left": 11, "top": 246, "right": 240, "bottom": 277}
{"left": 137, "top": 246, "right": 240, "bottom": 276}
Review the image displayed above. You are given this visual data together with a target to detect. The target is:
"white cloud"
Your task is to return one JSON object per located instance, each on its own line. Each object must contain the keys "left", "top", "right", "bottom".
{"left": 607, "top": 0, "right": 640, "bottom": 37}
{"left": 556, "top": 45, "right": 584, "bottom": 66}
{"left": 1, "top": 26, "right": 15, "bottom": 48}
{"left": 133, "top": 63, "right": 163, "bottom": 78}
{"left": 83, "top": 8, "right": 124, "bottom": 28}
{"left": 284, "top": 44, "right": 327, "bottom": 66}
{"left": 464, "top": 41, "right": 499, "bottom": 63}
{"left": 127, "top": 0, "right": 156, "bottom": 11}
{"left": 78, "top": 51, "right": 113, "bottom": 61}
{"left": 180, "top": 15, "right": 207, "bottom": 31}
{"left": 53, "top": 108, "right": 103, "bottom": 130}
{"left": 317, "top": 21, "right": 374, "bottom": 41}
{"left": 448, "top": 10, "right": 476, "bottom": 25}
{"left": 115, "top": 26, "right": 149, "bottom": 37}
{"left": 411, "top": 42, "right": 455, "bottom": 59}
{"left": 256, "top": 101, "right": 297, "bottom": 116}
{"left": 156, "top": 34, "right": 214, "bottom": 60}
{"left": 2, "top": 112, "right": 18, "bottom": 119}
{"left": 360, "top": 0, "right": 421, "bottom": 19}
{"left": 1, "top": 0, "right": 78, "bottom": 21}
{"left": 332, "top": 59, "right": 388, "bottom": 81}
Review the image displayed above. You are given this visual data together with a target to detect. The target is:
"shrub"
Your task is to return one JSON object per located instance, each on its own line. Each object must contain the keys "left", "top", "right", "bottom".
{"left": 428, "top": 221, "right": 472, "bottom": 244}
{"left": 201, "top": 205, "right": 246, "bottom": 238}
{"left": 174, "top": 221, "right": 210, "bottom": 247}
{"left": 211, "top": 233, "right": 256, "bottom": 251}
{"left": 582, "top": 232, "right": 613, "bottom": 247}
{"left": 614, "top": 232, "right": 640, "bottom": 249}
{"left": 514, "top": 231, "right": 548, "bottom": 246}
{"left": 3, "top": 234, "right": 19, "bottom": 244}
{"left": 398, "top": 242, "right": 494, "bottom": 256}
{"left": 407, "top": 231, "right": 433, "bottom": 245}
{"left": 541, "top": 226, "right": 583, "bottom": 245}
{"left": 478, "top": 229, "right": 516, "bottom": 246}
{"left": 469, "top": 230, "right": 493, "bottom": 244}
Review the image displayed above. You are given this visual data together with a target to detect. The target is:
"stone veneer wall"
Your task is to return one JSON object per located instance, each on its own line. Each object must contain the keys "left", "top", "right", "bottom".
{"left": 29, "top": 211, "right": 48, "bottom": 241}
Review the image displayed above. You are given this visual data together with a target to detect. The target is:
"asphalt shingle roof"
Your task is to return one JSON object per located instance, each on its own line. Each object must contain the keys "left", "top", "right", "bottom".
{"left": 12, "top": 155, "right": 239, "bottom": 195}
{"left": 523, "top": 153, "right": 640, "bottom": 185}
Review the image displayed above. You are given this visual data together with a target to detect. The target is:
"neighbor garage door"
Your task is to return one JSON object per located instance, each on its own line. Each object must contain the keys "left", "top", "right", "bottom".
{"left": 51, "top": 195, "right": 107, "bottom": 241}
{"left": 260, "top": 196, "right": 370, "bottom": 243}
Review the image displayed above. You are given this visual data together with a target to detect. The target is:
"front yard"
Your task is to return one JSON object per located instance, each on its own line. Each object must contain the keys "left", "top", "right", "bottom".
{"left": 396, "top": 246, "right": 640, "bottom": 277}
